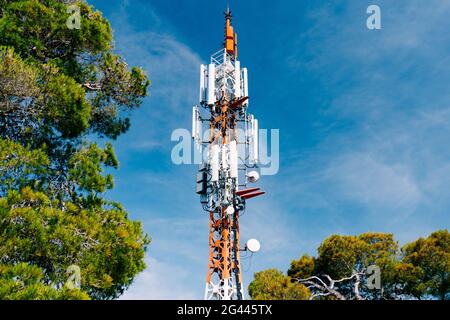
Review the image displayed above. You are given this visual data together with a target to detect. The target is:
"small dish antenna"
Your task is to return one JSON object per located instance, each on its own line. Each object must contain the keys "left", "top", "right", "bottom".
{"left": 246, "top": 239, "right": 261, "bottom": 253}
{"left": 247, "top": 171, "right": 260, "bottom": 183}
{"left": 226, "top": 206, "right": 235, "bottom": 215}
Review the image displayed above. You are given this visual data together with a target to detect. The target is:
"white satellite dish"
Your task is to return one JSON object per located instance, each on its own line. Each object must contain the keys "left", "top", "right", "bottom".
{"left": 247, "top": 171, "right": 260, "bottom": 183}
{"left": 246, "top": 239, "right": 261, "bottom": 253}
{"left": 226, "top": 206, "right": 235, "bottom": 215}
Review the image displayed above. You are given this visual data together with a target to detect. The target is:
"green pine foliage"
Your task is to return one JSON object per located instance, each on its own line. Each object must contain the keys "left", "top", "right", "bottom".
{"left": 248, "top": 269, "right": 310, "bottom": 300}
{"left": 249, "top": 231, "right": 450, "bottom": 300}
{"left": 0, "top": 263, "right": 90, "bottom": 300}
{"left": 0, "top": 0, "right": 151, "bottom": 299}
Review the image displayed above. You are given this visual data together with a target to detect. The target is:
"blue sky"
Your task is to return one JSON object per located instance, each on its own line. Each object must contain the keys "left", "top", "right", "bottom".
{"left": 88, "top": 0, "right": 450, "bottom": 299}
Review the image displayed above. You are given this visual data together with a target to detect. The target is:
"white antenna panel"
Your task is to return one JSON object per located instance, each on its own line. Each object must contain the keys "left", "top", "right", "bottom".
{"left": 234, "top": 61, "right": 241, "bottom": 98}
{"left": 221, "top": 144, "right": 228, "bottom": 170}
{"left": 229, "top": 140, "right": 238, "bottom": 178}
{"left": 251, "top": 118, "right": 259, "bottom": 164}
{"left": 199, "top": 65, "right": 206, "bottom": 103}
{"left": 192, "top": 106, "right": 196, "bottom": 139}
{"left": 196, "top": 111, "right": 201, "bottom": 143}
{"left": 192, "top": 106, "right": 199, "bottom": 140}
{"left": 247, "top": 114, "right": 254, "bottom": 142}
{"left": 210, "top": 144, "right": 219, "bottom": 182}
{"left": 207, "top": 64, "right": 216, "bottom": 105}
{"left": 242, "top": 68, "right": 249, "bottom": 106}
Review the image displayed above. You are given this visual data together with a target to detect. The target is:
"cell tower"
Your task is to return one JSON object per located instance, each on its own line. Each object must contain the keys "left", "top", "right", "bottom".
{"left": 192, "top": 7, "right": 265, "bottom": 300}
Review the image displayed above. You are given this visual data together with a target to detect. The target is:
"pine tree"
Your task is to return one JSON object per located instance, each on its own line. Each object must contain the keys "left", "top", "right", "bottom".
{"left": 0, "top": 0, "right": 151, "bottom": 299}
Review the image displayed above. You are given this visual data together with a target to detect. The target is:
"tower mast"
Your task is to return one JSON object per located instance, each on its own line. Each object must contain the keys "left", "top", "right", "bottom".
{"left": 193, "top": 6, "right": 264, "bottom": 300}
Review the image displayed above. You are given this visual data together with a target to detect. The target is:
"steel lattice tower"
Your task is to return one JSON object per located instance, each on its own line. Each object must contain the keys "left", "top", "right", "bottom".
{"left": 192, "top": 7, "right": 264, "bottom": 300}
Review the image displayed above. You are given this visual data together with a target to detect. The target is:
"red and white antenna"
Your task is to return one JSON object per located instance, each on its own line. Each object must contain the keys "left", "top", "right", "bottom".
{"left": 193, "top": 6, "right": 265, "bottom": 300}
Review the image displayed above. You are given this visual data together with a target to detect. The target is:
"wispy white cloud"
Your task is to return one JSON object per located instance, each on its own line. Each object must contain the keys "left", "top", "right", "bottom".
{"left": 108, "top": 1, "right": 202, "bottom": 152}
{"left": 328, "top": 152, "right": 421, "bottom": 211}
{"left": 120, "top": 256, "right": 197, "bottom": 300}
{"left": 280, "top": 0, "right": 450, "bottom": 241}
